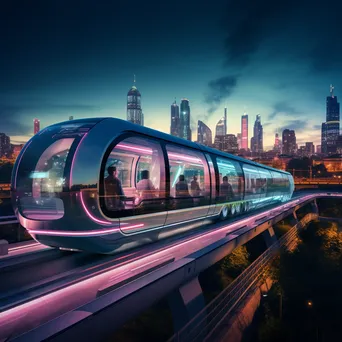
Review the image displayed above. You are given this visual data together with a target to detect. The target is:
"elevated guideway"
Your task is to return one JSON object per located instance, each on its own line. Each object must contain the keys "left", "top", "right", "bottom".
{"left": 0, "top": 192, "right": 340, "bottom": 341}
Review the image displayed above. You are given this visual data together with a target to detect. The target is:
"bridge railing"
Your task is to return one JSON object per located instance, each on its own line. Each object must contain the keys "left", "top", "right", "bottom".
{"left": 168, "top": 213, "right": 318, "bottom": 342}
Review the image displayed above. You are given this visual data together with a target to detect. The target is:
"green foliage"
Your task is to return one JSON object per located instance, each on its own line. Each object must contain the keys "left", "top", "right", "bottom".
{"left": 220, "top": 245, "right": 250, "bottom": 277}
{"left": 252, "top": 219, "right": 342, "bottom": 342}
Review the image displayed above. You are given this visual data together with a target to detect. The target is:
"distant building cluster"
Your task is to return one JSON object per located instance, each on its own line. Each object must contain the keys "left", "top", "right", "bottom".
{"left": 0, "top": 132, "right": 23, "bottom": 160}
{"left": 1, "top": 80, "right": 342, "bottom": 176}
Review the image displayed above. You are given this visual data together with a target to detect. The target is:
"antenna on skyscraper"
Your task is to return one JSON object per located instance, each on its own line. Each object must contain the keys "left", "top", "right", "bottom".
{"left": 330, "top": 84, "right": 334, "bottom": 97}
{"left": 133, "top": 74, "right": 136, "bottom": 85}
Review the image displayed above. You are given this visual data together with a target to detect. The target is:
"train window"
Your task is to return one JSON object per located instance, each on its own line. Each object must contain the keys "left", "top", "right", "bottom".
{"left": 32, "top": 138, "right": 75, "bottom": 198}
{"left": 17, "top": 138, "right": 75, "bottom": 220}
{"left": 270, "top": 171, "right": 283, "bottom": 193}
{"left": 257, "top": 168, "right": 273, "bottom": 196}
{"left": 103, "top": 136, "right": 166, "bottom": 216}
{"left": 166, "top": 144, "right": 210, "bottom": 209}
{"left": 216, "top": 157, "right": 244, "bottom": 201}
{"left": 242, "top": 164, "right": 262, "bottom": 195}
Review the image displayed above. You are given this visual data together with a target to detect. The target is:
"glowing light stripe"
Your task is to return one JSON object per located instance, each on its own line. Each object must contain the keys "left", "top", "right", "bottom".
{"left": 172, "top": 165, "right": 182, "bottom": 188}
{"left": 27, "top": 223, "right": 144, "bottom": 237}
{"left": 79, "top": 191, "right": 112, "bottom": 225}
{"left": 116, "top": 144, "right": 152, "bottom": 154}
{"left": 70, "top": 133, "right": 88, "bottom": 187}
{"left": 168, "top": 153, "right": 202, "bottom": 163}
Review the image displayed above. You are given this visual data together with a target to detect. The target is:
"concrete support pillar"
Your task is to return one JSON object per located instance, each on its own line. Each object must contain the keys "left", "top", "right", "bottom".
{"left": 262, "top": 227, "right": 277, "bottom": 248}
{"left": 168, "top": 276, "right": 206, "bottom": 335}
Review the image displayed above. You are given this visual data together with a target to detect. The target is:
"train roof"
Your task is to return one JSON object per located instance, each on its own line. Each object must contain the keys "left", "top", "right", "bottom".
{"left": 54, "top": 117, "right": 291, "bottom": 176}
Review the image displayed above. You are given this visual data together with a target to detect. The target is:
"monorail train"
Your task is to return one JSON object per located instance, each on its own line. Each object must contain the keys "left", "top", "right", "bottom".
{"left": 11, "top": 118, "right": 294, "bottom": 254}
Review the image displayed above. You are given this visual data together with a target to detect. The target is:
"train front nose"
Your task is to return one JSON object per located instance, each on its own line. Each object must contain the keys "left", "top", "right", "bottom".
{"left": 11, "top": 120, "right": 101, "bottom": 234}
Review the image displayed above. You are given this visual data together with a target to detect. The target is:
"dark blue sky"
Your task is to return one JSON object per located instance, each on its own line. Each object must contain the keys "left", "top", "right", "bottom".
{"left": 2, "top": 0, "right": 342, "bottom": 148}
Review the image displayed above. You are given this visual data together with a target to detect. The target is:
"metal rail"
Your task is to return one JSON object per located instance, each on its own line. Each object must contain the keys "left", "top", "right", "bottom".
{"left": 168, "top": 213, "right": 318, "bottom": 342}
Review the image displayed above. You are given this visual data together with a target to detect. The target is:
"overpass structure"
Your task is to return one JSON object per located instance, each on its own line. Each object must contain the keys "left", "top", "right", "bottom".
{"left": 0, "top": 192, "right": 341, "bottom": 341}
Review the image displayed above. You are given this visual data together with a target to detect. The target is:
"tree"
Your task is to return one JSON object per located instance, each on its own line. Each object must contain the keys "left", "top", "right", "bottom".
{"left": 287, "top": 158, "right": 311, "bottom": 177}
{"left": 220, "top": 245, "right": 250, "bottom": 277}
{"left": 312, "top": 163, "right": 329, "bottom": 178}
{"left": 0, "top": 162, "right": 14, "bottom": 183}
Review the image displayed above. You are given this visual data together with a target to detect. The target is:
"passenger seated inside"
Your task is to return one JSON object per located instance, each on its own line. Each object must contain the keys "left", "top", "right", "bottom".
{"left": 190, "top": 175, "right": 201, "bottom": 197}
{"left": 104, "top": 165, "right": 125, "bottom": 210}
{"left": 220, "top": 176, "right": 234, "bottom": 201}
{"left": 136, "top": 170, "right": 156, "bottom": 200}
{"left": 176, "top": 174, "right": 190, "bottom": 197}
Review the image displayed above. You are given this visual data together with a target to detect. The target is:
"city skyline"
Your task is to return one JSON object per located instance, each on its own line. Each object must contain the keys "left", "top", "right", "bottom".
{"left": 2, "top": 84, "right": 339, "bottom": 151}
{"left": 2, "top": 1, "right": 342, "bottom": 148}
{"left": 0, "top": 85, "right": 336, "bottom": 150}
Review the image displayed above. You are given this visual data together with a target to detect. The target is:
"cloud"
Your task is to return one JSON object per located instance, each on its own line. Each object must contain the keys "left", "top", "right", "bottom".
{"left": 221, "top": 0, "right": 299, "bottom": 68}
{"left": 205, "top": 75, "right": 238, "bottom": 115}
{"left": 268, "top": 102, "right": 302, "bottom": 121}
{"left": 281, "top": 119, "right": 308, "bottom": 132}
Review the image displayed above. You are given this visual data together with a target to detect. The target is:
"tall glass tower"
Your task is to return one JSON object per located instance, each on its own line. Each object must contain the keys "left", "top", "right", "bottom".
{"left": 241, "top": 114, "right": 248, "bottom": 150}
{"left": 180, "top": 98, "right": 192, "bottom": 141}
{"left": 34, "top": 119, "right": 40, "bottom": 135}
{"left": 170, "top": 98, "right": 180, "bottom": 137}
{"left": 215, "top": 108, "right": 227, "bottom": 137}
{"left": 251, "top": 114, "right": 263, "bottom": 154}
{"left": 127, "top": 76, "right": 144, "bottom": 126}
{"left": 197, "top": 120, "right": 212, "bottom": 146}
{"left": 322, "top": 85, "right": 340, "bottom": 154}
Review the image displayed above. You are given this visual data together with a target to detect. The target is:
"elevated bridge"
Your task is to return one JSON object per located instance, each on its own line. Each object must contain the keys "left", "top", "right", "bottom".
{"left": 0, "top": 191, "right": 341, "bottom": 341}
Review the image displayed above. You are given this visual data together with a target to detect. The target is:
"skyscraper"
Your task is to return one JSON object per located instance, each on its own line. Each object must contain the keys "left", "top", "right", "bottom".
{"left": 34, "top": 119, "right": 40, "bottom": 135}
{"left": 127, "top": 76, "right": 144, "bottom": 126}
{"left": 237, "top": 133, "right": 242, "bottom": 149}
{"left": 179, "top": 98, "right": 191, "bottom": 141}
{"left": 241, "top": 114, "right": 248, "bottom": 150}
{"left": 215, "top": 108, "right": 227, "bottom": 137}
{"left": 197, "top": 120, "right": 212, "bottom": 146}
{"left": 321, "top": 85, "right": 340, "bottom": 154}
{"left": 282, "top": 129, "right": 296, "bottom": 155}
{"left": 251, "top": 114, "right": 263, "bottom": 154}
{"left": 223, "top": 134, "right": 238, "bottom": 154}
{"left": 170, "top": 99, "right": 180, "bottom": 137}
{"left": 274, "top": 132, "right": 281, "bottom": 153}
{"left": 305, "top": 142, "right": 315, "bottom": 156}
{"left": 0, "top": 133, "right": 10, "bottom": 157}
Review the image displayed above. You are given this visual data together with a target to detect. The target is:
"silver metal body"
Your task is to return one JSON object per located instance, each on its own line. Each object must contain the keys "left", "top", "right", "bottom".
{"left": 11, "top": 118, "right": 294, "bottom": 254}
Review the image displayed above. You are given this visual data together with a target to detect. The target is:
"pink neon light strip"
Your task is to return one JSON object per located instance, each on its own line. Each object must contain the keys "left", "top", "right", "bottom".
{"left": 79, "top": 191, "right": 112, "bottom": 225}
{"left": 115, "top": 143, "right": 202, "bottom": 163}
{"left": 116, "top": 144, "right": 152, "bottom": 154}
{"left": 27, "top": 223, "right": 144, "bottom": 237}
{"left": 69, "top": 133, "right": 88, "bottom": 187}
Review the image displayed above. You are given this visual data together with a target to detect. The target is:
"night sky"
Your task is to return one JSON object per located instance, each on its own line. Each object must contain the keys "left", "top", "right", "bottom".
{"left": 2, "top": 0, "right": 342, "bottom": 148}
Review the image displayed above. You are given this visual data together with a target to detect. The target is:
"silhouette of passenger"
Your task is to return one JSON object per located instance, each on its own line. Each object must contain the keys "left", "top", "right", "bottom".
{"left": 137, "top": 170, "right": 156, "bottom": 200}
{"left": 220, "top": 176, "right": 234, "bottom": 201}
{"left": 190, "top": 175, "right": 201, "bottom": 197}
{"left": 104, "top": 166, "right": 125, "bottom": 209}
{"left": 176, "top": 175, "right": 190, "bottom": 197}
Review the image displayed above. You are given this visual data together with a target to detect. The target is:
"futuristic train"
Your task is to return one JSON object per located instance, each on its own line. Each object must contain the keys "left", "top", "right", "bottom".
{"left": 11, "top": 118, "right": 294, "bottom": 254}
